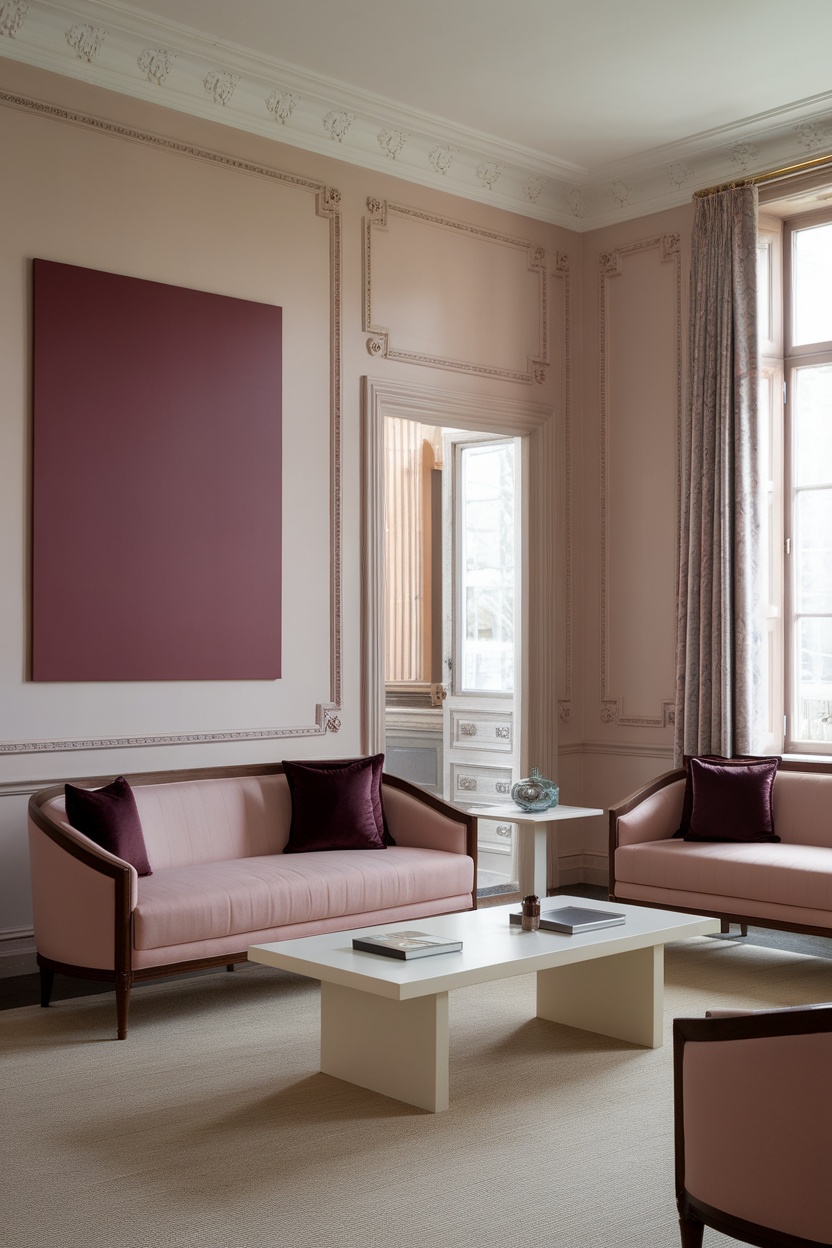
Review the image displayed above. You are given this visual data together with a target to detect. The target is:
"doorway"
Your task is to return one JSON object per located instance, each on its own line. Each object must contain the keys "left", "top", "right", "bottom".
{"left": 361, "top": 378, "right": 558, "bottom": 898}
{"left": 380, "top": 417, "right": 523, "bottom": 894}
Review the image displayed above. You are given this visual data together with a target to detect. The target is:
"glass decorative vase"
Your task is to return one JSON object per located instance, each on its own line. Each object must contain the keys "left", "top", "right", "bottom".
{"left": 511, "top": 768, "right": 559, "bottom": 812}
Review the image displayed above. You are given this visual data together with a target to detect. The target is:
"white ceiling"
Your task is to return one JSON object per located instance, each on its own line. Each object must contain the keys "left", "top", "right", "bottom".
{"left": 4, "top": 0, "right": 832, "bottom": 227}
{"left": 87, "top": 0, "right": 832, "bottom": 171}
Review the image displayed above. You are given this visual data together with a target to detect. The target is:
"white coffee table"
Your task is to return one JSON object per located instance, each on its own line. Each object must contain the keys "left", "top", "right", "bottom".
{"left": 249, "top": 899, "right": 719, "bottom": 1112}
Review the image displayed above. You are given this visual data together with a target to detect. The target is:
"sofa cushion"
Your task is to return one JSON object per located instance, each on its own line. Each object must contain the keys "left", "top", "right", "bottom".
{"left": 685, "top": 756, "right": 780, "bottom": 843}
{"left": 65, "top": 776, "right": 152, "bottom": 876}
{"left": 615, "top": 840, "right": 832, "bottom": 912}
{"left": 133, "top": 847, "right": 472, "bottom": 950}
{"left": 283, "top": 756, "right": 388, "bottom": 852}
{"left": 675, "top": 755, "right": 780, "bottom": 838}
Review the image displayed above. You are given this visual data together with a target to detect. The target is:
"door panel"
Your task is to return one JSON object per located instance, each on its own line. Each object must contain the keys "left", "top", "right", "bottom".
{"left": 442, "top": 434, "right": 522, "bottom": 880}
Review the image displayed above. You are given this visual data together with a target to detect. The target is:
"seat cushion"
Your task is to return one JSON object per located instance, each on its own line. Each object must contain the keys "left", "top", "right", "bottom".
{"left": 133, "top": 847, "right": 473, "bottom": 951}
{"left": 616, "top": 840, "right": 832, "bottom": 912}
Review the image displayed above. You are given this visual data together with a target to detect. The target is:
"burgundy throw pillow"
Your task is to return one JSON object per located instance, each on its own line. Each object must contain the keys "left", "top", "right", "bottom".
{"left": 685, "top": 756, "right": 780, "bottom": 843}
{"left": 64, "top": 776, "right": 153, "bottom": 875}
{"left": 282, "top": 755, "right": 391, "bottom": 853}
{"left": 674, "top": 754, "right": 779, "bottom": 837}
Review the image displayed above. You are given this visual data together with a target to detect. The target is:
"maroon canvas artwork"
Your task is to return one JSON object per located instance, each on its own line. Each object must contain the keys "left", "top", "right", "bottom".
{"left": 31, "top": 260, "right": 282, "bottom": 680}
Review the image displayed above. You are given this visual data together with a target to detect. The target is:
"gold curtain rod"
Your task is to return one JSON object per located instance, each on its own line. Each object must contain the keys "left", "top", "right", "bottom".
{"left": 694, "top": 151, "right": 832, "bottom": 198}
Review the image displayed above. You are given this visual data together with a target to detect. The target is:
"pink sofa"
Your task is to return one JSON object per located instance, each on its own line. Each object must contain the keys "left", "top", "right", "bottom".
{"left": 609, "top": 759, "right": 832, "bottom": 938}
{"left": 28, "top": 763, "right": 476, "bottom": 1038}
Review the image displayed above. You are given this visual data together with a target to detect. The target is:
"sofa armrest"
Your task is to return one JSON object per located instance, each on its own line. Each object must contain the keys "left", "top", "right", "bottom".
{"left": 609, "top": 769, "right": 684, "bottom": 850}
{"left": 381, "top": 775, "right": 476, "bottom": 859}
{"left": 28, "top": 791, "right": 136, "bottom": 973}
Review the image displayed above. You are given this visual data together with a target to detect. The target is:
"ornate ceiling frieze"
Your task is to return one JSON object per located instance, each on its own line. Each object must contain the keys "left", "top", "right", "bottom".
{"left": 4, "top": 1, "right": 832, "bottom": 230}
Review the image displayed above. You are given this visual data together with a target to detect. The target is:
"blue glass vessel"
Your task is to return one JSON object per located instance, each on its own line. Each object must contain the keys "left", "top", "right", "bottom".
{"left": 511, "top": 768, "right": 559, "bottom": 812}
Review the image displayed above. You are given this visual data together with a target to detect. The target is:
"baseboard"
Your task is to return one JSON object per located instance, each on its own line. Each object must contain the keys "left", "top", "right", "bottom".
{"left": 0, "top": 931, "right": 37, "bottom": 978}
{"left": 556, "top": 852, "right": 609, "bottom": 890}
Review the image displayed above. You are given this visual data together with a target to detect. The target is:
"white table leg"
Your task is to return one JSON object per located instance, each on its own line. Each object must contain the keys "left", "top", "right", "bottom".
{"left": 535, "top": 944, "right": 664, "bottom": 1048}
{"left": 516, "top": 822, "right": 552, "bottom": 898}
{"left": 320, "top": 982, "right": 450, "bottom": 1112}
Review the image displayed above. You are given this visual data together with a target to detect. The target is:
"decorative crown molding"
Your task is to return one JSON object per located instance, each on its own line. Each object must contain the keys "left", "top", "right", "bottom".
{"left": 4, "top": 1, "right": 832, "bottom": 229}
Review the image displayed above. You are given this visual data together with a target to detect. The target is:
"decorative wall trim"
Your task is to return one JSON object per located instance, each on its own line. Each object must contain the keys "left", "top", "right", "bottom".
{"left": 559, "top": 739, "right": 675, "bottom": 759}
{"left": 553, "top": 250, "right": 574, "bottom": 714}
{"left": 4, "top": 1, "right": 832, "bottom": 229}
{"left": 362, "top": 378, "right": 557, "bottom": 782}
{"left": 598, "top": 233, "right": 681, "bottom": 729}
{"left": 363, "top": 198, "right": 549, "bottom": 384}
{"left": 0, "top": 90, "right": 343, "bottom": 754}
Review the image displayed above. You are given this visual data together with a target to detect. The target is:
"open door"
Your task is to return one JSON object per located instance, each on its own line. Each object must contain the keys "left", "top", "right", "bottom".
{"left": 441, "top": 433, "right": 522, "bottom": 884}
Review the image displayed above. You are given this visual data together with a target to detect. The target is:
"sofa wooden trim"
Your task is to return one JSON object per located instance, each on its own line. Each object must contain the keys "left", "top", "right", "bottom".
{"left": 608, "top": 757, "right": 832, "bottom": 941}
{"left": 29, "top": 761, "right": 478, "bottom": 1039}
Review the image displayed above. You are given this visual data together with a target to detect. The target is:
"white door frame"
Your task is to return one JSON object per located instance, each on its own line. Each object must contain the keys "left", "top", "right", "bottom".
{"left": 361, "top": 376, "right": 558, "bottom": 788}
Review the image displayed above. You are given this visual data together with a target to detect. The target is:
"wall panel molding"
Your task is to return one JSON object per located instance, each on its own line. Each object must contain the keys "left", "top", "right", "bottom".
{"left": 0, "top": 90, "right": 343, "bottom": 755}
{"left": 363, "top": 198, "right": 549, "bottom": 384}
{"left": 553, "top": 250, "right": 574, "bottom": 724}
{"left": 598, "top": 233, "right": 681, "bottom": 729}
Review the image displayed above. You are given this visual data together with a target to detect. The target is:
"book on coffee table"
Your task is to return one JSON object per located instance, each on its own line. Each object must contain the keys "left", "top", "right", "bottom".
{"left": 352, "top": 931, "right": 463, "bottom": 959}
{"left": 509, "top": 905, "right": 626, "bottom": 934}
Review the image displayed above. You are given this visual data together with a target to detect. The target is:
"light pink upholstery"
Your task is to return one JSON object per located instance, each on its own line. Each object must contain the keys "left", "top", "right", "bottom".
{"left": 133, "top": 847, "right": 473, "bottom": 950}
{"left": 616, "top": 779, "right": 685, "bottom": 846}
{"left": 132, "top": 894, "right": 473, "bottom": 969}
{"left": 381, "top": 785, "right": 468, "bottom": 854}
{"left": 31, "top": 771, "right": 474, "bottom": 993}
{"left": 616, "top": 840, "right": 832, "bottom": 910}
{"left": 28, "top": 816, "right": 123, "bottom": 969}
{"left": 682, "top": 1031, "right": 832, "bottom": 1242}
{"left": 613, "top": 767, "right": 832, "bottom": 934}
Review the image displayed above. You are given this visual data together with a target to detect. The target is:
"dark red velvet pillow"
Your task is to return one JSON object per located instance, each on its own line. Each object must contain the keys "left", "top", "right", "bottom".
{"left": 282, "top": 755, "right": 392, "bottom": 853}
{"left": 64, "top": 776, "right": 153, "bottom": 875}
{"left": 685, "top": 756, "right": 780, "bottom": 843}
{"left": 674, "top": 754, "right": 779, "bottom": 838}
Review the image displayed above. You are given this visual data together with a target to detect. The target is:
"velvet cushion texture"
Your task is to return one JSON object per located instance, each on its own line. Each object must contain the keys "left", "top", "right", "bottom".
{"left": 675, "top": 755, "right": 779, "bottom": 838}
{"left": 64, "top": 775, "right": 153, "bottom": 875}
{"left": 685, "top": 756, "right": 781, "bottom": 843}
{"left": 282, "top": 755, "right": 393, "bottom": 853}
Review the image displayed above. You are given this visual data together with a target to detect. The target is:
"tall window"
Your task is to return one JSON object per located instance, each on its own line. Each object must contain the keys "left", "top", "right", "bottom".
{"left": 785, "top": 210, "right": 832, "bottom": 749}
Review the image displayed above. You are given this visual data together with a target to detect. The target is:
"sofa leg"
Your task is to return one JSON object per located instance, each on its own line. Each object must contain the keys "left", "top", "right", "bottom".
{"left": 115, "top": 974, "right": 130, "bottom": 1040}
{"left": 678, "top": 1214, "right": 704, "bottom": 1248}
{"left": 720, "top": 919, "right": 730, "bottom": 934}
{"left": 740, "top": 923, "right": 748, "bottom": 937}
{"left": 39, "top": 966, "right": 54, "bottom": 1008}
{"left": 226, "top": 964, "right": 235, "bottom": 972}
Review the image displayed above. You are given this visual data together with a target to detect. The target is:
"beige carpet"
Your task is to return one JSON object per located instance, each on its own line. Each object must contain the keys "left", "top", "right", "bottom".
{"left": 3, "top": 938, "right": 832, "bottom": 1248}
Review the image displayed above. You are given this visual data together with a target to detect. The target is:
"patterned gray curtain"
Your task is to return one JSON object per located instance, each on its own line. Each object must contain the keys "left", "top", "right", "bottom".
{"left": 674, "top": 185, "right": 762, "bottom": 762}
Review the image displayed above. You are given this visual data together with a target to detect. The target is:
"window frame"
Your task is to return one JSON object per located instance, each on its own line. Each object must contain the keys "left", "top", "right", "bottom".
{"left": 783, "top": 206, "right": 832, "bottom": 752}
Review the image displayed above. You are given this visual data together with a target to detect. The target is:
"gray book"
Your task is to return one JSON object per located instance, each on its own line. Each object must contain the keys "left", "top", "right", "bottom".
{"left": 352, "top": 931, "right": 463, "bottom": 959}
{"left": 510, "top": 905, "right": 626, "bottom": 934}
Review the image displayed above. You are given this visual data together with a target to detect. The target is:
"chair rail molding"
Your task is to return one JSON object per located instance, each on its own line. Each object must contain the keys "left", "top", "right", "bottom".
{"left": 361, "top": 378, "right": 558, "bottom": 781}
{"left": 598, "top": 233, "right": 681, "bottom": 729}
{"left": 0, "top": 90, "right": 343, "bottom": 755}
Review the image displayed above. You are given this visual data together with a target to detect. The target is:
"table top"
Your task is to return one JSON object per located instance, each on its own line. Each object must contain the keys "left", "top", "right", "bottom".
{"left": 466, "top": 803, "right": 603, "bottom": 823}
{"left": 248, "top": 898, "right": 719, "bottom": 1001}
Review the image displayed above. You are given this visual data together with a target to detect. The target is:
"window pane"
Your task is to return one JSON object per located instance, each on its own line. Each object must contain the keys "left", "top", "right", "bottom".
{"left": 459, "top": 441, "right": 515, "bottom": 693}
{"left": 795, "top": 490, "right": 832, "bottom": 612}
{"left": 794, "top": 364, "right": 832, "bottom": 487}
{"left": 792, "top": 222, "right": 832, "bottom": 346}
{"left": 795, "top": 617, "right": 832, "bottom": 743}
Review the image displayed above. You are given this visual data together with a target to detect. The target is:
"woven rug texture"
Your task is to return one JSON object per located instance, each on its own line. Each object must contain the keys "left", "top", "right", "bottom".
{"left": 3, "top": 936, "right": 832, "bottom": 1248}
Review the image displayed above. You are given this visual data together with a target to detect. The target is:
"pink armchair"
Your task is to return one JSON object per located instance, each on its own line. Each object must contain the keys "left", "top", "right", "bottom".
{"left": 673, "top": 1005, "right": 832, "bottom": 1247}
